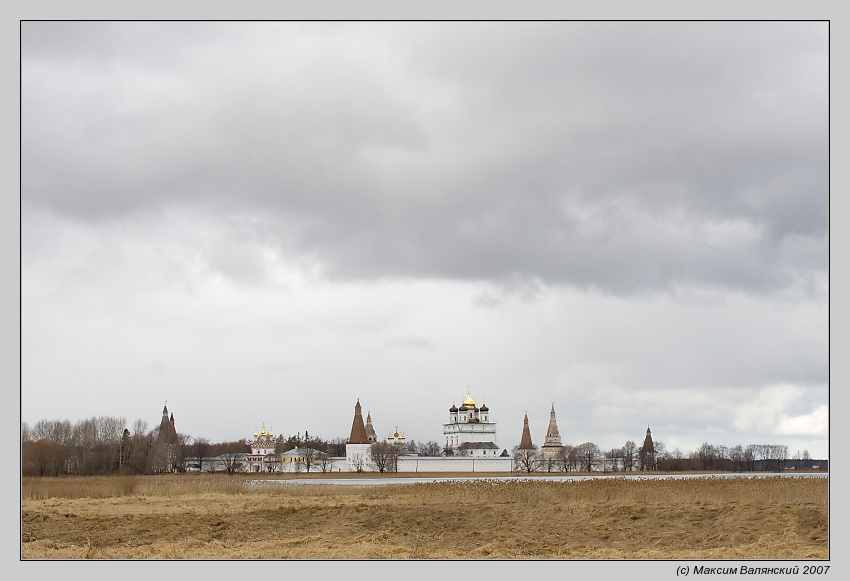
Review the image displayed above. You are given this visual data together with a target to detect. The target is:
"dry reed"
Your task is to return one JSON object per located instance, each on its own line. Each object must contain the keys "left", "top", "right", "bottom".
{"left": 22, "top": 475, "right": 828, "bottom": 560}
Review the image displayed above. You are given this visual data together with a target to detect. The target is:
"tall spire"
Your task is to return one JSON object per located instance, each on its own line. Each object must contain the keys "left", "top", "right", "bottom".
{"left": 365, "top": 411, "right": 377, "bottom": 443}
{"left": 642, "top": 425, "right": 654, "bottom": 451}
{"left": 640, "top": 424, "right": 656, "bottom": 471}
{"left": 160, "top": 402, "right": 170, "bottom": 429}
{"left": 541, "top": 404, "right": 564, "bottom": 459}
{"left": 348, "top": 399, "right": 369, "bottom": 444}
{"left": 545, "top": 405, "right": 561, "bottom": 441}
{"left": 519, "top": 412, "right": 534, "bottom": 449}
{"left": 158, "top": 402, "right": 176, "bottom": 443}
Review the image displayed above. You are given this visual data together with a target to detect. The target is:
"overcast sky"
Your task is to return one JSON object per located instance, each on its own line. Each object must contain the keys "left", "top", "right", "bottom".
{"left": 21, "top": 22, "right": 829, "bottom": 459}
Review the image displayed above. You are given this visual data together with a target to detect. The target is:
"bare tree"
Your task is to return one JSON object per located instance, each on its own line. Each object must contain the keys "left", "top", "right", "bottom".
{"left": 665, "top": 448, "right": 686, "bottom": 471}
{"left": 219, "top": 441, "right": 247, "bottom": 474}
{"left": 119, "top": 428, "right": 131, "bottom": 472}
{"left": 370, "top": 442, "right": 398, "bottom": 473}
{"left": 32, "top": 419, "right": 56, "bottom": 441}
{"left": 418, "top": 441, "right": 442, "bottom": 457}
{"left": 604, "top": 448, "right": 623, "bottom": 472}
{"left": 543, "top": 455, "right": 560, "bottom": 472}
{"left": 696, "top": 442, "right": 715, "bottom": 471}
{"left": 297, "top": 447, "right": 321, "bottom": 473}
{"left": 328, "top": 438, "right": 347, "bottom": 457}
{"left": 576, "top": 442, "right": 601, "bottom": 472}
{"left": 350, "top": 452, "right": 365, "bottom": 473}
{"left": 743, "top": 444, "right": 757, "bottom": 471}
{"left": 766, "top": 444, "right": 788, "bottom": 472}
{"left": 622, "top": 440, "right": 636, "bottom": 472}
{"left": 557, "top": 444, "right": 576, "bottom": 472}
{"left": 173, "top": 433, "right": 191, "bottom": 473}
{"left": 24, "top": 438, "right": 65, "bottom": 476}
{"left": 404, "top": 439, "right": 416, "bottom": 456}
{"left": 316, "top": 452, "right": 334, "bottom": 473}
{"left": 96, "top": 415, "right": 125, "bottom": 446}
{"left": 716, "top": 445, "right": 730, "bottom": 470}
{"left": 21, "top": 421, "right": 32, "bottom": 444}
{"left": 129, "top": 421, "right": 153, "bottom": 474}
{"left": 193, "top": 437, "right": 211, "bottom": 473}
{"left": 512, "top": 445, "right": 542, "bottom": 473}
{"left": 729, "top": 445, "right": 744, "bottom": 472}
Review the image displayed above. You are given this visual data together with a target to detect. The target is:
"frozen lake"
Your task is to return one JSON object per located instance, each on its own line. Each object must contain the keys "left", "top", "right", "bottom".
{"left": 249, "top": 471, "right": 828, "bottom": 487}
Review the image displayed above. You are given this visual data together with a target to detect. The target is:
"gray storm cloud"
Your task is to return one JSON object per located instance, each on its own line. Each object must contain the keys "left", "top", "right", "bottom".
{"left": 21, "top": 22, "right": 828, "bottom": 296}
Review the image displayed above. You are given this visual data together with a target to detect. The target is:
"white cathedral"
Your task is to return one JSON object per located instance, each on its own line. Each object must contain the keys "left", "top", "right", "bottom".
{"left": 443, "top": 388, "right": 501, "bottom": 457}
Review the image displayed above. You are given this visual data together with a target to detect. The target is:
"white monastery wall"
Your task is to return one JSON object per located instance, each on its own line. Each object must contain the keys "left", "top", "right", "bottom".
{"left": 396, "top": 456, "right": 512, "bottom": 472}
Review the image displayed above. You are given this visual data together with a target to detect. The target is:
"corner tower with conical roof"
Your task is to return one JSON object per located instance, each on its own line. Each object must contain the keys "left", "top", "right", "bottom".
{"left": 518, "top": 412, "right": 535, "bottom": 450}
{"left": 154, "top": 402, "right": 178, "bottom": 473}
{"left": 158, "top": 402, "right": 177, "bottom": 443}
{"left": 639, "top": 425, "right": 657, "bottom": 471}
{"left": 443, "top": 386, "right": 499, "bottom": 457}
{"left": 348, "top": 399, "right": 368, "bottom": 444}
{"left": 541, "top": 404, "right": 564, "bottom": 460}
{"left": 346, "top": 400, "right": 372, "bottom": 472}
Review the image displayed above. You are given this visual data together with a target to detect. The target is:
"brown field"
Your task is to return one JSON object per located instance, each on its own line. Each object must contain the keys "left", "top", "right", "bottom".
{"left": 21, "top": 474, "right": 828, "bottom": 559}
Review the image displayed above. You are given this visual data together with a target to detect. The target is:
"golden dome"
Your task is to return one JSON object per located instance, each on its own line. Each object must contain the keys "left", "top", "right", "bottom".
{"left": 462, "top": 386, "right": 475, "bottom": 407}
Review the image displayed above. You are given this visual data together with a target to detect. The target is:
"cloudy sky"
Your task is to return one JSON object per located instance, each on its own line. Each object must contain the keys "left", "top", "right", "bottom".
{"left": 21, "top": 22, "right": 829, "bottom": 459}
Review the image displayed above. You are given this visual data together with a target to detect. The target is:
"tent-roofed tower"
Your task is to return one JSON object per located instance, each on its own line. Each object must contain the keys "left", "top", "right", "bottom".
{"left": 153, "top": 402, "right": 178, "bottom": 473}
{"left": 639, "top": 425, "right": 657, "bottom": 471}
{"left": 348, "top": 399, "right": 369, "bottom": 444}
{"left": 541, "top": 404, "right": 564, "bottom": 460}
{"left": 519, "top": 412, "right": 534, "bottom": 450}
{"left": 158, "top": 402, "right": 177, "bottom": 443}
{"left": 346, "top": 400, "right": 372, "bottom": 472}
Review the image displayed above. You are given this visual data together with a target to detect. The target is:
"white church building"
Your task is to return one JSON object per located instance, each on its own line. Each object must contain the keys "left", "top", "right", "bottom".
{"left": 344, "top": 394, "right": 511, "bottom": 472}
{"left": 443, "top": 388, "right": 501, "bottom": 457}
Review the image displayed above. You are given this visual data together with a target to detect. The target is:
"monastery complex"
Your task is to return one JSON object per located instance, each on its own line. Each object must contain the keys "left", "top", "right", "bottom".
{"left": 171, "top": 387, "right": 657, "bottom": 474}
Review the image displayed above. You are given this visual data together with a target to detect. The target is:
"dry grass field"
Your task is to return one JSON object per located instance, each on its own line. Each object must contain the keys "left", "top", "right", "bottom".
{"left": 21, "top": 474, "right": 828, "bottom": 559}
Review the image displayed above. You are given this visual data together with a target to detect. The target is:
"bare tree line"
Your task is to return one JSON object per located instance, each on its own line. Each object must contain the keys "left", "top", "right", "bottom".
{"left": 512, "top": 440, "right": 816, "bottom": 473}
{"left": 23, "top": 415, "right": 818, "bottom": 476}
{"left": 23, "top": 417, "right": 172, "bottom": 476}
{"left": 22, "top": 417, "right": 255, "bottom": 476}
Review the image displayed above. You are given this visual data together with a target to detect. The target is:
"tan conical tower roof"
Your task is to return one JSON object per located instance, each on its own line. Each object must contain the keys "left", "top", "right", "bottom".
{"left": 519, "top": 412, "right": 534, "bottom": 449}
{"left": 348, "top": 399, "right": 369, "bottom": 444}
{"left": 545, "top": 404, "right": 560, "bottom": 441}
